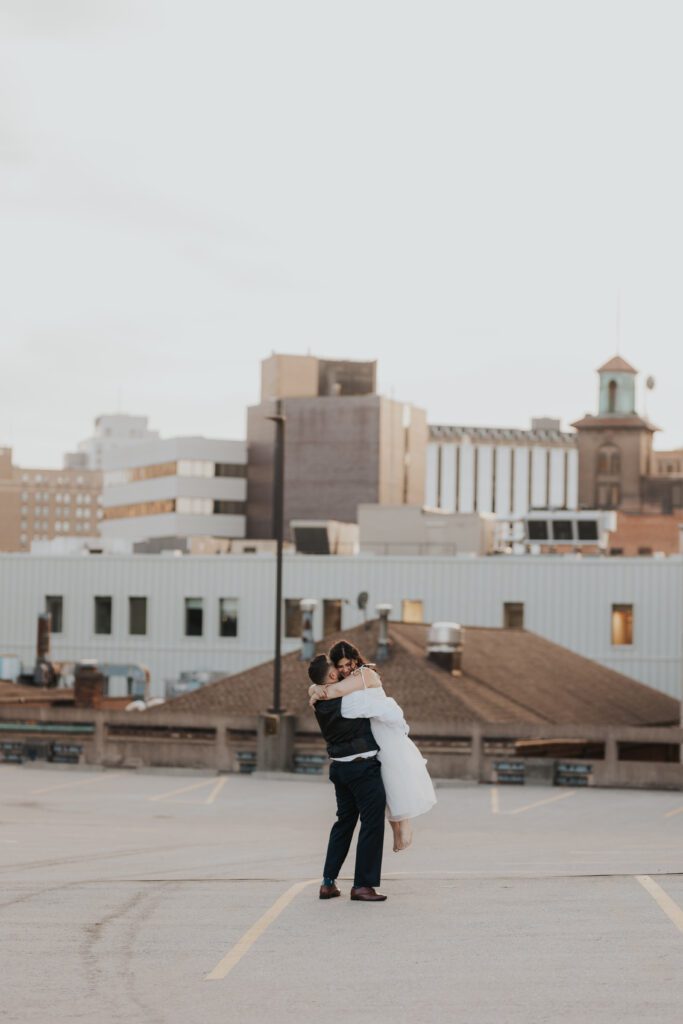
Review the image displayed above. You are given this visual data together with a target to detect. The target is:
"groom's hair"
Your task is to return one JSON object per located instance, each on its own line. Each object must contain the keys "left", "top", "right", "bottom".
{"left": 308, "top": 654, "right": 331, "bottom": 686}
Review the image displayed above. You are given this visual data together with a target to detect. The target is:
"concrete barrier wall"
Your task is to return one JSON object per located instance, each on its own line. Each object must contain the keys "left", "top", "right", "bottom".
{"left": 0, "top": 707, "right": 681, "bottom": 790}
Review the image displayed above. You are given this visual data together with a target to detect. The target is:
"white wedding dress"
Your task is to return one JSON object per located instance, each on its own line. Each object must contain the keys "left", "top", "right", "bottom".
{"left": 357, "top": 669, "right": 437, "bottom": 823}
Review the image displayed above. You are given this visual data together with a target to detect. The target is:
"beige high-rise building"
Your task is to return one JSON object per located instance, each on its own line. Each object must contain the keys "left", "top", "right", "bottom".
{"left": 0, "top": 447, "right": 102, "bottom": 552}
{"left": 247, "top": 354, "right": 427, "bottom": 538}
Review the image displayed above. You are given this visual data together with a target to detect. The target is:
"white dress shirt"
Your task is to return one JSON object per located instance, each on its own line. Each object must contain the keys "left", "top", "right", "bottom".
{"left": 331, "top": 688, "right": 409, "bottom": 762}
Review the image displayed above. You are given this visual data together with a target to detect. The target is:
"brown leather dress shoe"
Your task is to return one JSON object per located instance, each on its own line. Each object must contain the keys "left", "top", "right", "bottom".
{"left": 350, "top": 886, "right": 387, "bottom": 902}
{"left": 319, "top": 884, "right": 341, "bottom": 899}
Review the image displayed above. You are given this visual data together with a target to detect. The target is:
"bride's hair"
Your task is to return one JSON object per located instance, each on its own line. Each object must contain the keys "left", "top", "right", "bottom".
{"left": 329, "top": 640, "right": 367, "bottom": 668}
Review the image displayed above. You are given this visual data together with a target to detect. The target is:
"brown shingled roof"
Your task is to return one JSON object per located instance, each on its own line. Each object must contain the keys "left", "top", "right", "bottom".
{"left": 597, "top": 355, "right": 637, "bottom": 374}
{"left": 163, "top": 620, "right": 678, "bottom": 727}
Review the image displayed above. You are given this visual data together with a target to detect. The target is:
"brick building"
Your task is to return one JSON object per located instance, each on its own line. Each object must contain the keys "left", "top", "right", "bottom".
{"left": 572, "top": 356, "right": 683, "bottom": 555}
{"left": 0, "top": 447, "right": 102, "bottom": 552}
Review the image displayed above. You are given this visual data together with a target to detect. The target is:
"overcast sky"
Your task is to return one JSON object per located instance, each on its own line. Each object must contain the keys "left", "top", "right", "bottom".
{"left": 1, "top": 0, "right": 682, "bottom": 467}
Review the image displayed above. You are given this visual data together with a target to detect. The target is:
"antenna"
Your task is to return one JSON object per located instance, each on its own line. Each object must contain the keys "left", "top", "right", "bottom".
{"left": 616, "top": 288, "right": 621, "bottom": 355}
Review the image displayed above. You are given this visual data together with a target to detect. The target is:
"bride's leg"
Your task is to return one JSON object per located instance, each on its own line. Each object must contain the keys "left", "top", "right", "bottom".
{"left": 390, "top": 820, "right": 402, "bottom": 852}
{"left": 390, "top": 818, "right": 413, "bottom": 851}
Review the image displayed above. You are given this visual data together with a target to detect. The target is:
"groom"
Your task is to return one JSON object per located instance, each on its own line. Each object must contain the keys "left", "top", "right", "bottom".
{"left": 308, "top": 653, "right": 388, "bottom": 903}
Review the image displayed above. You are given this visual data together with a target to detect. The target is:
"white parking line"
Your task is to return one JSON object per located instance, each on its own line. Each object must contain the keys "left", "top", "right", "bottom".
{"left": 490, "top": 786, "right": 500, "bottom": 814}
{"left": 148, "top": 778, "right": 219, "bottom": 802}
{"left": 204, "top": 778, "right": 228, "bottom": 805}
{"left": 30, "top": 775, "right": 108, "bottom": 796}
{"left": 504, "top": 790, "right": 577, "bottom": 816}
{"left": 636, "top": 875, "right": 683, "bottom": 935}
{"left": 205, "top": 879, "right": 318, "bottom": 981}
{"left": 664, "top": 806, "right": 683, "bottom": 819}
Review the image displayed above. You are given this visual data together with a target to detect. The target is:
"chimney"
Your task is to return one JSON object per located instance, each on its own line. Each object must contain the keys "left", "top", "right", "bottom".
{"left": 299, "top": 598, "right": 317, "bottom": 661}
{"left": 376, "top": 603, "right": 392, "bottom": 663}
{"left": 427, "top": 622, "right": 463, "bottom": 675}
{"left": 37, "top": 613, "right": 51, "bottom": 660}
{"left": 74, "top": 661, "right": 107, "bottom": 709}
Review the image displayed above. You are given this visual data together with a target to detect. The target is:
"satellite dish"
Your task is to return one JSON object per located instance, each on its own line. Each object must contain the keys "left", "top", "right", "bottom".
{"left": 357, "top": 591, "right": 369, "bottom": 610}
{"left": 646, "top": 376, "right": 656, "bottom": 390}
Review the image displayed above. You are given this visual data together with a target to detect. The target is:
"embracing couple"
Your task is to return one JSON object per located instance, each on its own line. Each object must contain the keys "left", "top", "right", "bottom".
{"left": 307, "top": 639, "right": 436, "bottom": 903}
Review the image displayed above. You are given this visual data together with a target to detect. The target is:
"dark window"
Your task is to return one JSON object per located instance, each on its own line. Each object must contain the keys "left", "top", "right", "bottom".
{"left": 285, "top": 599, "right": 302, "bottom": 638}
{"left": 185, "top": 598, "right": 203, "bottom": 637}
{"left": 94, "top": 596, "right": 112, "bottom": 635}
{"left": 45, "top": 595, "right": 63, "bottom": 634}
{"left": 213, "top": 500, "right": 246, "bottom": 515}
{"left": 214, "top": 463, "right": 247, "bottom": 478}
{"left": 608, "top": 379, "right": 617, "bottom": 413}
{"left": 597, "top": 444, "right": 620, "bottom": 476}
{"left": 551, "top": 520, "right": 573, "bottom": 541}
{"left": 504, "top": 602, "right": 524, "bottom": 629}
{"left": 527, "top": 520, "right": 548, "bottom": 540}
{"left": 577, "top": 519, "right": 599, "bottom": 541}
{"left": 638, "top": 547, "right": 653, "bottom": 556}
{"left": 219, "top": 598, "right": 238, "bottom": 637}
{"left": 672, "top": 484, "right": 683, "bottom": 508}
{"left": 597, "top": 484, "right": 620, "bottom": 509}
{"left": 129, "top": 597, "right": 147, "bottom": 636}
{"left": 323, "top": 599, "right": 342, "bottom": 636}
{"left": 610, "top": 547, "right": 624, "bottom": 556}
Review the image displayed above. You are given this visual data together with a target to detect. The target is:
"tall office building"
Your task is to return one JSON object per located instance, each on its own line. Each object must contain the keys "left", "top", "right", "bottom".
{"left": 247, "top": 354, "right": 427, "bottom": 538}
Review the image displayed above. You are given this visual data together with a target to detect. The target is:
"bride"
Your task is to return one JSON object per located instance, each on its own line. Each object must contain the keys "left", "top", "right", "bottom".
{"left": 309, "top": 639, "right": 436, "bottom": 852}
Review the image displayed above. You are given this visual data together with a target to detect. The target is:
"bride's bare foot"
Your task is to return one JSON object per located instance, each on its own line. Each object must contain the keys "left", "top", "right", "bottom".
{"left": 390, "top": 819, "right": 413, "bottom": 852}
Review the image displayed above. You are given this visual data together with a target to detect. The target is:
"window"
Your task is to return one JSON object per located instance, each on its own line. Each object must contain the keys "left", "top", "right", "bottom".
{"left": 215, "top": 463, "right": 247, "bottom": 478}
{"left": 551, "top": 520, "right": 573, "bottom": 541}
{"left": 402, "top": 599, "right": 424, "bottom": 623}
{"left": 285, "top": 599, "right": 302, "bottom": 638}
{"left": 219, "top": 598, "right": 238, "bottom": 637}
{"left": 597, "top": 444, "right": 620, "bottom": 476}
{"left": 176, "top": 497, "right": 212, "bottom": 515}
{"left": 611, "top": 604, "right": 633, "bottom": 645}
{"left": 577, "top": 519, "right": 599, "bottom": 541}
{"left": 213, "top": 500, "right": 246, "bottom": 515}
{"left": 527, "top": 520, "right": 548, "bottom": 541}
{"left": 607, "top": 379, "right": 617, "bottom": 413}
{"left": 323, "top": 599, "right": 342, "bottom": 636}
{"left": 94, "top": 596, "right": 112, "bottom": 635}
{"left": 177, "top": 459, "right": 213, "bottom": 477}
{"left": 129, "top": 597, "right": 147, "bottom": 636}
{"left": 504, "top": 602, "right": 524, "bottom": 629}
{"left": 45, "top": 595, "right": 63, "bottom": 633}
{"left": 610, "top": 547, "right": 624, "bottom": 556}
{"left": 638, "top": 547, "right": 653, "bottom": 556}
{"left": 185, "top": 598, "right": 203, "bottom": 636}
{"left": 596, "top": 484, "right": 620, "bottom": 509}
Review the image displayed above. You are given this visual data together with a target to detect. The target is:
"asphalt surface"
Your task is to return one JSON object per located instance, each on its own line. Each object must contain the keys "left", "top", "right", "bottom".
{"left": 2, "top": 764, "right": 683, "bottom": 1024}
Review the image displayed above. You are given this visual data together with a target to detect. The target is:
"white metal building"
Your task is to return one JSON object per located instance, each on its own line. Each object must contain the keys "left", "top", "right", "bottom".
{"left": 99, "top": 437, "right": 247, "bottom": 544}
{"left": 0, "top": 552, "right": 681, "bottom": 700}
{"left": 426, "top": 421, "right": 579, "bottom": 516}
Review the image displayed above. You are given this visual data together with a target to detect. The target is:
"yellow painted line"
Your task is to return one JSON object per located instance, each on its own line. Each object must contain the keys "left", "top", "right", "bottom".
{"left": 664, "top": 806, "right": 683, "bottom": 819}
{"left": 205, "top": 879, "right": 318, "bottom": 981}
{"left": 204, "top": 777, "right": 228, "bottom": 805}
{"left": 148, "top": 778, "right": 218, "bottom": 802}
{"left": 31, "top": 774, "right": 108, "bottom": 796}
{"left": 504, "top": 790, "right": 577, "bottom": 816}
{"left": 490, "top": 786, "right": 500, "bottom": 815}
{"left": 636, "top": 875, "right": 683, "bottom": 935}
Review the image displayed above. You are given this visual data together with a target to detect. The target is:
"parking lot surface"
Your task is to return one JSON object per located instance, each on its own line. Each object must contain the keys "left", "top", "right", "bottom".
{"left": 2, "top": 765, "right": 683, "bottom": 1023}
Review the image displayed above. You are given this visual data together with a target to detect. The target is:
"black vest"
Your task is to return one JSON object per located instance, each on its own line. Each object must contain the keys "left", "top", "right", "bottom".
{"left": 314, "top": 697, "right": 378, "bottom": 759}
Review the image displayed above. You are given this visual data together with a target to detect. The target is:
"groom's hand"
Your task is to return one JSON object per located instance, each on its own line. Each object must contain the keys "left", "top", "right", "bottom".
{"left": 308, "top": 685, "right": 328, "bottom": 707}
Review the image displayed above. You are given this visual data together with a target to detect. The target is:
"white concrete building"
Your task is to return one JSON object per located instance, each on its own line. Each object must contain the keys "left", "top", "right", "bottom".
{"left": 66, "top": 414, "right": 160, "bottom": 470}
{"left": 99, "top": 437, "right": 247, "bottom": 544}
{"left": 426, "top": 420, "right": 579, "bottom": 517}
{"left": 0, "top": 552, "right": 681, "bottom": 700}
{"left": 358, "top": 504, "right": 496, "bottom": 556}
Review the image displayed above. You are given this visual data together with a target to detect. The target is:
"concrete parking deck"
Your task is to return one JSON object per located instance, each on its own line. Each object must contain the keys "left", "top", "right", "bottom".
{"left": 2, "top": 765, "right": 683, "bottom": 1024}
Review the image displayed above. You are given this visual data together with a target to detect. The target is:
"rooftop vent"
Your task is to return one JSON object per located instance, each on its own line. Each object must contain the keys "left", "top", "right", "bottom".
{"left": 427, "top": 621, "right": 463, "bottom": 674}
{"left": 376, "top": 603, "right": 392, "bottom": 663}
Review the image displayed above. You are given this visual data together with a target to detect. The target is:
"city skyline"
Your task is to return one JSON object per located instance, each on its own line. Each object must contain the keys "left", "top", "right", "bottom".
{"left": 2, "top": 1, "right": 683, "bottom": 467}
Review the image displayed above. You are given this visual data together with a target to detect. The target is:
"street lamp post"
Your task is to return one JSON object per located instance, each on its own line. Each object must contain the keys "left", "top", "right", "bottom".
{"left": 267, "top": 402, "right": 286, "bottom": 714}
